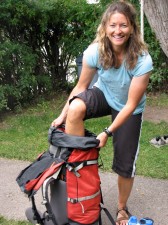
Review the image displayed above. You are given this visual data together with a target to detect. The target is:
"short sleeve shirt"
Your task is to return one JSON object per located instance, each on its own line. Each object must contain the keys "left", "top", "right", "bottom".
{"left": 83, "top": 43, "right": 153, "bottom": 114}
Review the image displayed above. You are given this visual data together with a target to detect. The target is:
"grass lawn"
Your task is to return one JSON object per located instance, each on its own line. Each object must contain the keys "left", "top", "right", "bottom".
{"left": 0, "top": 92, "right": 168, "bottom": 224}
{"left": 0, "top": 92, "right": 167, "bottom": 178}
{"left": 0, "top": 216, "right": 31, "bottom": 225}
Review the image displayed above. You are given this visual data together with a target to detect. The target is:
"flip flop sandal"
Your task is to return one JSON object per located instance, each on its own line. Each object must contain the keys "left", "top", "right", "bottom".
{"left": 116, "top": 207, "right": 132, "bottom": 224}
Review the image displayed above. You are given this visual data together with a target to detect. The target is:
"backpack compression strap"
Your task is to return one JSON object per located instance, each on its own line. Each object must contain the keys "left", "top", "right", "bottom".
{"left": 66, "top": 159, "right": 98, "bottom": 177}
{"left": 67, "top": 190, "right": 100, "bottom": 204}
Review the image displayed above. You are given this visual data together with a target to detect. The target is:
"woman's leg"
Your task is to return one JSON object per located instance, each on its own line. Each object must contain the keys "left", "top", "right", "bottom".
{"left": 65, "top": 98, "right": 86, "bottom": 136}
{"left": 65, "top": 87, "right": 111, "bottom": 136}
{"left": 116, "top": 176, "right": 134, "bottom": 225}
{"left": 112, "top": 109, "right": 143, "bottom": 225}
{"left": 118, "top": 176, "right": 134, "bottom": 209}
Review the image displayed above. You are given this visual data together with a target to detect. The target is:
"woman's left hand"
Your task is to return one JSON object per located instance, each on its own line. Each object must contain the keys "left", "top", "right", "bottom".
{"left": 96, "top": 132, "right": 108, "bottom": 148}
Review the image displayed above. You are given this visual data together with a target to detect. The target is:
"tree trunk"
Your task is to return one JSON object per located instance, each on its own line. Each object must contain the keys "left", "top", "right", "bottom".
{"left": 144, "top": 0, "right": 168, "bottom": 57}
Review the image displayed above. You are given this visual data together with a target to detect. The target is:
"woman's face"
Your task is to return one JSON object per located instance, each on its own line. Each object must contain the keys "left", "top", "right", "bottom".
{"left": 105, "top": 12, "right": 133, "bottom": 51}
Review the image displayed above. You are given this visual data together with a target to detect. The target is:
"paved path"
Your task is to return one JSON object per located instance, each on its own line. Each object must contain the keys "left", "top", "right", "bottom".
{"left": 0, "top": 158, "right": 168, "bottom": 224}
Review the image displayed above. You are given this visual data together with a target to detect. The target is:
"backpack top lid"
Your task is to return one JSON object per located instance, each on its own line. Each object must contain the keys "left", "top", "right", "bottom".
{"left": 48, "top": 125, "right": 100, "bottom": 150}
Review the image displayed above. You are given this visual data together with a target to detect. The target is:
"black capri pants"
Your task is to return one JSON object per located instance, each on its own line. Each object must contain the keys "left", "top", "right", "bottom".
{"left": 70, "top": 87, "right": 143, "bottom": 178}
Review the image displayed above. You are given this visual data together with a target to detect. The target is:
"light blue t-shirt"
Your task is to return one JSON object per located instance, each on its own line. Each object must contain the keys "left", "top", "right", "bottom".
{"left": 83, "top": 43, "right": 153, "bottom": 114}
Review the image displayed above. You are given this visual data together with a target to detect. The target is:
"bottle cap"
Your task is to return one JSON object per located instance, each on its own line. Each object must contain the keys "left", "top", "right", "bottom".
{"left": 139, "top": 219, "right": 146, "bottom": 224}
{"left": 129, "top": 216, "right": 138, "bottom": 223}
{"left": 140, "top": 218, "right": 154, "bottom": 225}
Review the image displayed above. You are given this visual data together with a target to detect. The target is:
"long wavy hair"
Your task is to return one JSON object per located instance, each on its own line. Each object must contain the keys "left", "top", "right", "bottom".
{"left": 93, "top": 0, "right": 148, "bottom": 70}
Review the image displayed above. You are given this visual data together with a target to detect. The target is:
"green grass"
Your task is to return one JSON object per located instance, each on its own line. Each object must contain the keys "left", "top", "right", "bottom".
{"left": 137, "top": 121, "right": 168, "bottom": 178}
{"left": 0, "top": 93, "right": 168, "bottom": 178}
{"left": 0, "top": 216, "right": 31, "bottom": 225}
{"left": 0, "top": 93, "right": 168, "bottom": 224}
{"left": 0, "top": 95, "right": 67, "bottom": 160}
{"left": 86, "top": 118, "right": 168, "bottom": 179}
{"left": 146, "top": 92, "right": 168, "bottom": 107}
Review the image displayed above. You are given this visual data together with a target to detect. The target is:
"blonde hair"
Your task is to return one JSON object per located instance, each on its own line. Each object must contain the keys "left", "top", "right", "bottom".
{"left": 94, "top": 1, "right": 148, "bottom": 70}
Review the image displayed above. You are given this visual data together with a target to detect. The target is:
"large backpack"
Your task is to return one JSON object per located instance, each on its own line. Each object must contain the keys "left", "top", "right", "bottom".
{"left": 16, "top": 125, "right": 115, "bottom": 225}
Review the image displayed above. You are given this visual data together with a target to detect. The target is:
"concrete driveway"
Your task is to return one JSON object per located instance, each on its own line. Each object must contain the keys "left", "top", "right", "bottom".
{"left": 0, "top": 158, "right": 168, "bottom": 224}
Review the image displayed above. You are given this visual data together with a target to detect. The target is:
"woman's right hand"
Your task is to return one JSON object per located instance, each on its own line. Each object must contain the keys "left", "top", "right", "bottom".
{"left": 51, "top": 114, "right": 65, "bottom": 127}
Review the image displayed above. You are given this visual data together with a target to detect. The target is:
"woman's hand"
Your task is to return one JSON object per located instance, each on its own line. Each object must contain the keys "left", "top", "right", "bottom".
{"left": 51, "top": 115, "right": 65, "bottom": 127}
{"left": 96, "top": 132, "right": 108, "bottom": 148}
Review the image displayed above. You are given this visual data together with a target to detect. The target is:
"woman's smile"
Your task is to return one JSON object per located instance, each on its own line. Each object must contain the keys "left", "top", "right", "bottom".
{"left": 106, "top": 12, "right": 133, "bottom": 49}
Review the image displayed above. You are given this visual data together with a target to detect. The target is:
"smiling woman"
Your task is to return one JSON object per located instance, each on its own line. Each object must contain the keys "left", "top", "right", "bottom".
{"left": 51, "top": 1, "right": 153, "bottom": 225}
{"left": 105, "top": 13, "right": 133, "bottom": 52}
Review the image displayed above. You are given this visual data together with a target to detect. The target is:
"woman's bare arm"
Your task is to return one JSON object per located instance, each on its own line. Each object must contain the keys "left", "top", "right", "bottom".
{"left": 97, "top": 72, "right": 151, "bottom": 147}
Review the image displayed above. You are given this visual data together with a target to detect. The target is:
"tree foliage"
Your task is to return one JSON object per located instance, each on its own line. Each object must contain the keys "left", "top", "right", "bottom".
{"left": 0, "top": 0, "right": 104, "bottom": 111}
{"left": 0, "top": 0, "right": 167, "bottom": 112}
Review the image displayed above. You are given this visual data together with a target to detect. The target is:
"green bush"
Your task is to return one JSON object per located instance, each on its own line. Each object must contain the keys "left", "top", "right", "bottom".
{"left": 0, "top": 0, "right": 105, "bottom": 111}
{"left": 0, "top": 0, "right": 167, "bottom": 112}
{"left": 0, "top": 40, "right": 38, "bottom": 110}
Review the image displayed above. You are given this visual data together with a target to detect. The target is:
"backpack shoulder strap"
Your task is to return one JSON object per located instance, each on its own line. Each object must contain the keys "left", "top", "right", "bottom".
{"left": 100, "top": 205, "right": 116, "bottom": 225}
{"left": 30, "top": 196, "right": 45, "bottom": 225}
{"left": 41, "top": 166, "right": 62, "bottom": 204}
{"left": 41, "top": 166, "right": 65, "bottom": 225}
{"left": 99, "top": 189, "right": 116, "bottom": 225}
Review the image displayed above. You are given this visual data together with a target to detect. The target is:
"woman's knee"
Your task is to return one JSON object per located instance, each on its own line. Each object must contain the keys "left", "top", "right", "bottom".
{"left": 67, "top": 98, "right": 86, "bottom": 121}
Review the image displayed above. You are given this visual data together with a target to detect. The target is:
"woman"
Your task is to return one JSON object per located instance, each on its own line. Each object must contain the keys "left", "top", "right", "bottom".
{"left": 52, "top": 1, "right": 153, "bottom": 225}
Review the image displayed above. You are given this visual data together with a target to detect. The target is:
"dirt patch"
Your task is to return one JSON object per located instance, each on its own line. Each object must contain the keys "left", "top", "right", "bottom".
{"left": 144, "top": 105, "right": 168, "bottom": 123}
